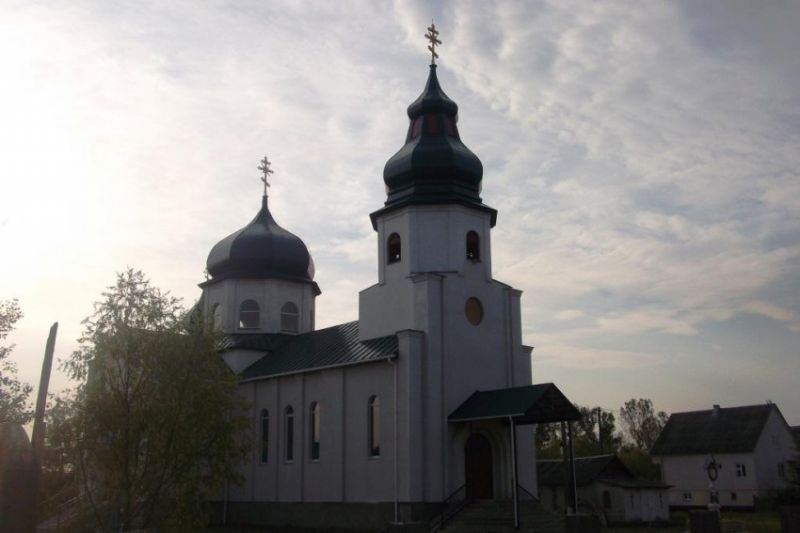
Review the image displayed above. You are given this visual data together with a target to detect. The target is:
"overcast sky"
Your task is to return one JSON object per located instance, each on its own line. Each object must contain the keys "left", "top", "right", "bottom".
{"left": 2, "top": 0, "right": 799, "bottom": 424}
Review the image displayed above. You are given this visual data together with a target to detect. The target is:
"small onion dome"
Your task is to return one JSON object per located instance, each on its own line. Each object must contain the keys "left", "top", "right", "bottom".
{"left": 371, "top": 64, "right": 496, "bottom": 229}
{"left": 204, "top": 196, "right": 319, "bottom": 293}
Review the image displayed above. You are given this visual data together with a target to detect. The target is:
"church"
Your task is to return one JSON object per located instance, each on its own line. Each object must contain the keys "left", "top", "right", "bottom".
{"left": 198, "top": 27, "right": 580, "bottom": 531}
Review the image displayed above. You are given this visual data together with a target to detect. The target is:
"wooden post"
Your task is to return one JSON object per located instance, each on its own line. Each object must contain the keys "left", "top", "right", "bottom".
{"left": 568, "top": 421, "right": 578, "bottom": 515}
{"left": 30, "top": 322, "right": 58, "bottom": 530}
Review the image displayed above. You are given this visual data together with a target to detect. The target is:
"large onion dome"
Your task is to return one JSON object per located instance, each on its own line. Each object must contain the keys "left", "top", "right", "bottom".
{"left": 370, "top": 64, "right": 496, "bottom": 228}
{"left": 204, "top": 196, "right": 319, "bottom": 293}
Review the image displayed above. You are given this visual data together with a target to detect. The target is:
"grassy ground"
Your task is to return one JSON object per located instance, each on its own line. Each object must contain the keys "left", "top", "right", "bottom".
{"left": 603, "top": 510, "right": 781, "bottom": 533}
{"left": 203, "top": 511, "right": 783, "bottom": 532}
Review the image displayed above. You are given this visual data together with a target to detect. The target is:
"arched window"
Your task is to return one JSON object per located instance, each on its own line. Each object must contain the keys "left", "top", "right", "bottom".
{"left": 238, "top": 299, "right": 260, "bottom": 329}
{"left": 260, "top": 409, "right": 269, "bottom": 463}
{"left": 284, "top": 406, "right": 294, "bottom": 462}
{"left": 466, "top": 231, "right": 480, "bottom": 261}
{"left": 280, "top": 302, "right": 299, "bottom": 333}
{"left": 309, "top": 402, "right": 320, "bottom": 461}
{"left": 368, "top": 395, "right": 380, "bottom": 457}
{"left": 603, "top": 490, "right": 612, "bottom": 509}
{"left": 212, "top": 303, "right": 223, "bottom": 329}
{"left": 387, "top": 233, "right": 401, "bottom": 264}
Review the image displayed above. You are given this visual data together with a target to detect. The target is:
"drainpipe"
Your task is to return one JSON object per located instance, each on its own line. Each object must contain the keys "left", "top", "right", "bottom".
{"left": 391, "top": 356, "right": 399, "bottom": 523}
{"left": 509, "top": 417, "right": 519, "bottom": 529}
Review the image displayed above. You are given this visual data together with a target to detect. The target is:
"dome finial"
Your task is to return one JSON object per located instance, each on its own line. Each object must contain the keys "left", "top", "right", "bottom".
{"left": 258, "top": 155, "right": 274, "bottom": 200}
{"left": 425, "top": 21, "right": 441, "bottom": 66}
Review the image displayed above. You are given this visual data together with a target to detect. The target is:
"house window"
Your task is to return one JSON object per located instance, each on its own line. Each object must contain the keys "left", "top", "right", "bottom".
{"left": 238, "top": 299, "right": 260, "bottom": 329}
{"left": 310, "top": 402, "right": 320, "bottom": 461}
{"left": 260, "top": 409, "right": 269, "bottom": 463}
{"left": 280, "top": 302, "right": 299, "bottom": 333}
{"left": 683, "top": 492, "right": 692, "bottom": 503}
{"left": 603, "top": 490, "right": 612, "bottom": 509}
{"left": 368, "top": 395, "right": 380, "bottom": 457}
{"left": 387, "top": 233, "right": 401, "bottom": 264}
{"left": 736, "top": 463, "right": 747, "bottom": 477}
{"left": 731, "top": 492, "right": 737, "bottom": 502}
{"left": 285, "top": 406, "right": 294, "bottom": 462}
{"left": 466, "top": 231, "right": 480, "bottom": 260}
{"left": 778, "top": 462, "right": 786, "bottom": 480}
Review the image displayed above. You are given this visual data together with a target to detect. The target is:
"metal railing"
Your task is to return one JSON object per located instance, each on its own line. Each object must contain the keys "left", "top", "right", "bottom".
{"left": 517, "top": 483, "right": 539, "bottom": 502}
{"left": 429, "top": 483, "right": 471, "bottom": 532}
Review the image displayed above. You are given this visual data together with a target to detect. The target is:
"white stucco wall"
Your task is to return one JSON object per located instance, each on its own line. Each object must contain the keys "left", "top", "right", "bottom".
{"left": 752, "top": 408, "right": 797, "bottom": 491}
{"left": 658, "top": 453, "right": 757, "bottom": 507}
{"left": 203, "top": 277, "right": 316, "bottom": 335}
{"left": 229, "top": 359, "right": 398, "bottom": 504}
{"left": 224, "top": 200, "right": 538, "bottom": 507}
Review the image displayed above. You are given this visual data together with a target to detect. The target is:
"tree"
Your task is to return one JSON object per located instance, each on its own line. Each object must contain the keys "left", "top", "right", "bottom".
{"left": 574, "top": 406, "right": 622, "bottom": 456}
{"left": 0, "top": 299, "right": 32, "bottom": 426}
{"left": 618, "top": 398, "right": 668, "bottom": 451}
{"left": 60, "top": 269, "right": 250, "bottom": 531}
{"left": 536, "top": 405, "right": 623, "bottom": 459}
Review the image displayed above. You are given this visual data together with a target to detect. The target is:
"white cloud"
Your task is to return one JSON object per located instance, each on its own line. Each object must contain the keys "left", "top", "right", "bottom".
{"left": 554, "top": 309, "right": 584, "bottom": 321}
{"left": 1, "top": 0, "right": 798, "bottom": 419}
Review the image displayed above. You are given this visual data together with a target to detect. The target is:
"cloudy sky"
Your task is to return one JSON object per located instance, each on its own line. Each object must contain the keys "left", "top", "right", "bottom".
{"left": 2, "top": 0, "right": 799, "bottom": 424}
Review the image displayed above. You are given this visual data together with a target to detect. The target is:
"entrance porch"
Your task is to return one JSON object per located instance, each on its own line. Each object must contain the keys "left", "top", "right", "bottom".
{"left": 445, "top": 383, "right": 582, "bottom": 529}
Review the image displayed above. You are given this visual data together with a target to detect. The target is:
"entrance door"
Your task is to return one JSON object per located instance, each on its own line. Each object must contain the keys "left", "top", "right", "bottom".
{"left": 465, "top": 433, "right": 493, "bottom": 499}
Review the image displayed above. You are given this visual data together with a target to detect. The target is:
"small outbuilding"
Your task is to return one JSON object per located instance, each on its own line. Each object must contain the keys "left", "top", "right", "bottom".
{"left": 537, "top": 454, "right": 670, "bottom": 524}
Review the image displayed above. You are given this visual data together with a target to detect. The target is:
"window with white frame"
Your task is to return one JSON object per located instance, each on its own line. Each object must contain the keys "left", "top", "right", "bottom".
{"left": 310, "top": 402, "right": 320, "bottom": 461}
{"left": 285, "top": 406, "right": 294, "bottom": 462}
{"left": 736, "top": 463, "right": 747, "bottom": 477}
{"left": 368, "top": 395, "right": 380, "bottom": 457}
{"left": 280, "top": 302, "right": 299, "bottom": 333}
{"left": 239, "top": 299, "right": 260, "bottom": 329}
{"left": 260, "top": 409, "right": 269, "bottom": 463}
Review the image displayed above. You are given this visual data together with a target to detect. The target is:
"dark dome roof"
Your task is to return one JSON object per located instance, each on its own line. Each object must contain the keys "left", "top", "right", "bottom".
{"left": 371, "top": 64, "right": 496, "bottom": 229}
{"left": 206, "top": 196, "right": 316, "bottom": 287}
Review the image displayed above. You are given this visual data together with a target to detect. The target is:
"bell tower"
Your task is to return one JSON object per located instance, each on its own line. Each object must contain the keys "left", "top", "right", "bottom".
{"left": 360, "top": 39, "right": 499, "bottom": 340}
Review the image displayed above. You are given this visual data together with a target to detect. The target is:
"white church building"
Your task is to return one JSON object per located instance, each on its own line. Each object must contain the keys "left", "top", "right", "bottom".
{"left": 198, "top": 52, "right": 580, "bottom": 530}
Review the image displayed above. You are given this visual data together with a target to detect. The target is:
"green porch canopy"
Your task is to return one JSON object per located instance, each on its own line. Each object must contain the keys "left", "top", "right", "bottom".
{"left": 448, "top": 383, "right": 581, "bottom": 425}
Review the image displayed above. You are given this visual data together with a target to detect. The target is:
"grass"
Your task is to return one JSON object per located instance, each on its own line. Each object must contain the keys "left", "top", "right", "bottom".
{"left": 603, "top": 510, "right": 782, "bottom": 533}
{"left": 202, "top": 510, "right": 784, "bottom": 532}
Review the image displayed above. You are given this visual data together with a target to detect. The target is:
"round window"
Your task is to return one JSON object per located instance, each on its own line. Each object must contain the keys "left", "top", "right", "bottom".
{"left": 464, "top": 297, "right": 483, "bottom": 326}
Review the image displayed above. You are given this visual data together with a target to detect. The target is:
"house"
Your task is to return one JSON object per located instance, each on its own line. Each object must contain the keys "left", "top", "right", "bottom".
{"left": 537, "top": 454, "right": 670, "bottom": 524}
{"left": 198, "top": 40, "right": 580, "bottom": 530}
{"left": 651, "top": 403, "right": 797, "bottom": 509}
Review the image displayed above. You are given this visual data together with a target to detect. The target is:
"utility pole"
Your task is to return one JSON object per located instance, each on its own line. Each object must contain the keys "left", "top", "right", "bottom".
{"left": 596, "top": 408, "right": 604, "bottom": 454}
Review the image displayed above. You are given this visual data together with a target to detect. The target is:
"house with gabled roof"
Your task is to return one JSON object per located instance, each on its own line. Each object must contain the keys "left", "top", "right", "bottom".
{"left": 537, "top": 454, "right": 669, "bottom": 524}
{"left": 651, "top": 403, "right": 797, "bottom": 509}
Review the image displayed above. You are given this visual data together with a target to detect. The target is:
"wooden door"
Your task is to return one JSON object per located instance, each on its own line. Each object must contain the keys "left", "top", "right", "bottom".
{"left": 465, "top": 433, "right": 493, "bottom": 499}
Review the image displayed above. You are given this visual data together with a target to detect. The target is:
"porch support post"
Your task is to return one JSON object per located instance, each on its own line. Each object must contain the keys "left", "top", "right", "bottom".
{"left": 568, "top": 421, "right": 578, "bottom": 515}
{"left": 509, "top": 416, "right": 519, "bottom": 529}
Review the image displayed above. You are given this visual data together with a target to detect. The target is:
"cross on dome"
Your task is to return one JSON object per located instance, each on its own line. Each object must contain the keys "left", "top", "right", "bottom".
{"left": 425, "top": 21, "right": 441, "bottom": 65}
{"left": 258, "top": 156, "right": 274, "bottom": 197}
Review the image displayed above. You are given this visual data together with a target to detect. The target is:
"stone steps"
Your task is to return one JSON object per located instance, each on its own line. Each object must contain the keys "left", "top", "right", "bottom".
{"left": 439, "top": 500, "right": 565, "bottom": 533}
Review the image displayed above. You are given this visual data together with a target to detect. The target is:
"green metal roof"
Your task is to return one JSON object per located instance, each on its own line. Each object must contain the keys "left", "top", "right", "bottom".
{"left": 239, "top": 321, "right": 397, "bottom": 381}
{"left": 448, "top": 383, "right": 580, "bottom": 425}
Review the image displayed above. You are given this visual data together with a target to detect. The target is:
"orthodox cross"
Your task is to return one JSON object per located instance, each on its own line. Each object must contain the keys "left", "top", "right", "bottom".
{"left": 258, "top": 156, "right": 273, "bottom": 197}
{"left": 425, "top": 22, "right": 441, "bottom": 65}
